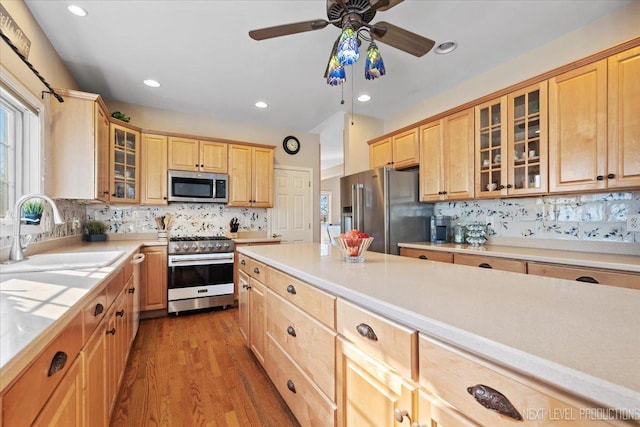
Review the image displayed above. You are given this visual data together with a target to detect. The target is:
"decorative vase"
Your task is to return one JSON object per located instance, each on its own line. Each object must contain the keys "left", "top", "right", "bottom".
{"left": 85, "top": 234, "right": 107, "bottom": 242}
{"left": 23, "top": 213, "right": 42, "bottom": 225}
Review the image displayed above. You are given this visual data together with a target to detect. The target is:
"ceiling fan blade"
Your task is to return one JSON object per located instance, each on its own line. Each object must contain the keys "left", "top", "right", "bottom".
{"left": 370, "top": 21, "right": 435, "bottom": 57}
{"left": 249, "top": 19, "right": 330, "bottom": 40}
{"left": 370, "top": 0, "right": 404, "bottom": 11}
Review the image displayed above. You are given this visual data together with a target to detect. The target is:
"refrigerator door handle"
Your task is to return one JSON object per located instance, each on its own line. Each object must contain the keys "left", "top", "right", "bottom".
{"left": 355, "top": 183, "right": 364, "bottom": 231}
{"left": 351, "top": 184, "right": 358, "bottom": 230}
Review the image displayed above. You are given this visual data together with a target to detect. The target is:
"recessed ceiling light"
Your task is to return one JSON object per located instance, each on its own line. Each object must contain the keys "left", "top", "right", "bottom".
{"left": 67, "top": 5, "right": 88, "bottom": 17}
{"left": 357, "top": 94, "right": 371, "bottom": 102}
{"left": 434, "top": 41, "right": 458, "bottom": 55}
{"left": 255, "top": 101, "right": 268, "bottom": 109}
{"left": 143, "top": 79, "right": 161, "bottom": 88}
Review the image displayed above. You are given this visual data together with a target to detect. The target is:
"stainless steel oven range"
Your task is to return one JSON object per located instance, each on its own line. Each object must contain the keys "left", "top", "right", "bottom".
{"left": 168, "top": 236, "right": 235, "bottom": 314}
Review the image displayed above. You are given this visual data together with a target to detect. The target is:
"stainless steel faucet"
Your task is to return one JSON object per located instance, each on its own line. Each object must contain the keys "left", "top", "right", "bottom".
{"left": 8, "top": 194, "right": 65, "bottom": 262}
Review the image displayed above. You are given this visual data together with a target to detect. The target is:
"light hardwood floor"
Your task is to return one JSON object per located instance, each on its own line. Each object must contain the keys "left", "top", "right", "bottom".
{"left": 111, "top": 307, "right": 300, "bottom": 427}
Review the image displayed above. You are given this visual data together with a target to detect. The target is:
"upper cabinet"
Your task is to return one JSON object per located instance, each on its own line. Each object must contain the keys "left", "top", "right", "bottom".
{"left": 549, "top": 60, "right": 607, "bottom": 192}
{"left": 228, "top": 144, "right": 273, "bottom": 207}
{"left": 46, "top": 89, "right": 110, "bottom": 202}
{"left": 168, "top": 136, "right": 228, "bottom": 173}
{"left": 140, "top": 133, "right": 168, "bottom": 205}
{"left": 109, "top": 123, "right": 140, "bottom": 203}
{"left": 607, "top": 46, "right": 640, "bottom": 189}
{"left": 419, "top": 109, "right": 474, "bottom": 202}
{"left": 369, "top": 128, "right": 419, "bottom": 170}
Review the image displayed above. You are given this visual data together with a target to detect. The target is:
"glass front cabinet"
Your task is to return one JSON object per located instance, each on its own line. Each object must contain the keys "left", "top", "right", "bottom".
{"left": 476, "top": 82, "right": 548, "bottom": 198}
{"left": 110, "top": 122, "right": 140, "bottom": 203}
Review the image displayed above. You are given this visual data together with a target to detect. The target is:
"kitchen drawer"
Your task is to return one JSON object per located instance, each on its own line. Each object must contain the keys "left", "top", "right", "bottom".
{"left": 268, "top": 267, "right": 336, "bottom": 329}
{"left": 454, "top": 253, "right": 527, "bottom": 273}
{"left": 528, "top": 262, "right": 640, "bottom": 291}
{"left": 249, "top": 258, "right": 267, "bottom": 282}
{"left": 2, "top": 312, "right": 83, "bottom": 427}
{"left": 419, "top": 334, "right": 616, "bottom": 427}
{"left": 266, "top": 334, "right": 336, "bottom": 427}
{"left": 105, "top": 269, "right": 124, "bottom": 307}
{"left": 417, "top": 388, "right": 478, "bottom": 427}
{"left": 267, "top": 289, "right": 337, "bottom": 401}
{"left": 336, "top": 299, "right": 417, "bottom": 381}
{"left": 82, "top": 289, "right": 107, "bottom": 342}
{"left": 238, "top": 252, "right": 251, "bottom": 275}
{"left": 400, "top": 247, "right": 454, "bottom": 263}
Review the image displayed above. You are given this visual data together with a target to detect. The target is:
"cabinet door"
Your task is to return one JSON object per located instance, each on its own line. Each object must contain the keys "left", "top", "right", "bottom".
{"left": 228, "top": 144, "right": 253, "bottom": 206}
{"left": 416, "top": 389, "right": 477, "bottom": 427}
{"left": 83, "top": 320, "right": 108, "bottom": 427}
{"left": 140, "top": 246, "right": 167, "bottom": 311}
{"left": 419, "top": 120, "right": 444, "bottom": 202}
{"left": 252, "top": 147, "right": 274, "bottom": 207}
{"left": 392, "top": 128, "right": 419, "bottom": 169}
{"left": 443, "top": 108, "right": 475, "bottom": 200}
{"left": 370, "top": 138, "right": 393, "bottom": 169}
{"left": 249, "top": 278, "right": 267, "bottom": 365}
{"left": 32, "top": 356, "right": 83, "bottom": 427}
{"left": 96, "top": 104, "right": 111, "bottom": 202}
{"left": 200, "top": 140, "right": 228, "bottom": 173}
{"left": 475, "top": 97, "right": 507, "bottom": 198}
{"left": 549, "top": 60, "right": 607, "bottom": 192}
{"left": 168, "top": 136, "right": 199, "bottom": 171}
{"left": 110, "top": 123, "right": 140, "bottom": 203}
{"left": 336, "top": 337, "right": 417, "bottom": 427}
{"left": 508, "top": 83, "right": 548, "bottom": 195}
{"left": 608, "top": 46, "right": 640, "bottom": 189}
{"left": 238, "top": 270, "right": 250, "bottom": 343}
{"left": 140, "top": 134, "right": 168, "bottom": 205}
{"left": 105, "top": 308, "right": 118, "bottom": 415}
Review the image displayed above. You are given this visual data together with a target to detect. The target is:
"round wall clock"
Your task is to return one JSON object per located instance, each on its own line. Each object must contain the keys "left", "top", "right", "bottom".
{"left": 283, "top": 136, "right": 300, "bottom": 155}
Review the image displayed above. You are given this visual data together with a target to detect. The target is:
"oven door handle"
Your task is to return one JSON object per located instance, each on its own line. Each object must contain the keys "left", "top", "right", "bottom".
{"left": 169, "top": 257, "right": 233, "bottom": 267}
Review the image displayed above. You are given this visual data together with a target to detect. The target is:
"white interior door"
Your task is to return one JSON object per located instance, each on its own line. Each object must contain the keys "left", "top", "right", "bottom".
{"left": 271, "top": 167, "right": 312, "bottom": 243}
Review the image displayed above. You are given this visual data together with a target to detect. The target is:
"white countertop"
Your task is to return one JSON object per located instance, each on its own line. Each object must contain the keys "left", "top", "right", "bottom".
{"left": 0, "top": 240, "right": 155, "bottom": 388}
{"left": 398, "top": 241, "right": 640, "bottom": 273}
{"left": 238, "top": 243, "right": 640, "bottom": 413}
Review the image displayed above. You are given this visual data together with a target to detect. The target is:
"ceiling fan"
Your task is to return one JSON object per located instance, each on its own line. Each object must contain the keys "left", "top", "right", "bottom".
{"left": 249, "top": 0, "right": 435, "bottom": 60}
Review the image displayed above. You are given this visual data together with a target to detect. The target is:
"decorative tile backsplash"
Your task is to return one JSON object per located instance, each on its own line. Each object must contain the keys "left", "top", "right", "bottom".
{"left": 433, "top": 191, "right": 640, "bottom": 243}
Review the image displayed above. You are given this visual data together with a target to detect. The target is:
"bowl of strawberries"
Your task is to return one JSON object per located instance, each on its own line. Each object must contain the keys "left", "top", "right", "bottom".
{"left": 335, "top": 229, "right": 374, "bottom": 263}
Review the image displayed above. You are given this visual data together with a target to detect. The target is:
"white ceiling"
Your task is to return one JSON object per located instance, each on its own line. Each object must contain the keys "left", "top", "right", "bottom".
{"left": 25, "top": 0, "right": 631, "bottom": 171}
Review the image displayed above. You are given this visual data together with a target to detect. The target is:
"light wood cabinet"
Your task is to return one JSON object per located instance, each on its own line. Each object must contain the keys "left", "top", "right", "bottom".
{"left": 46, "top": 88, "right": 110, "bottom": 201}
{"left": 109, "top": 122, "right": 140, "bottom": 203}
{"left": 140, "top": 246, "right": 167, "bottom": 312}
{"left": 607, "top": 46, "right": 640, "bottom": 189}
{"left": 238, "top": 269, "right": 250, "bottom": 343}
{"left": 415, "top": 389, "right": 477, "bottom": 427}
{"left": 140, "top": 133, "right": 168, "bottom": 205}
{"left": 32, "top": 356, "right": 83, "bottom": 427}
{"left": 527, "top": 262, "right": 640, "bottom": 291}
{"left": 249, "top": 277, "right": 267, "bottom": 365}
{"left": 228, "top": 144, "right": 274, "bottom": 207}
{"left": 168, "top": 136, "right": 228, "bottom": 173}
{"left": 369, "top": 128, "right": 420, "bottom": 170}
{"left": 420, "top": 109, "right": 474, "bottom": 202}
{"left": 83, "top": 318, "right": 108, "bottom": 427}
{"left": 453, "top": 253, "right": 527, "bottom": 273}
{"left": 549, "top": 60, "right": 608, "bottom": 193}
{"left": 233, "top": 241, "right": 280, "bottom": 302}
{"left": 336, "top": 336, "right": 417, "bottom": 427}
{"left": 399, "top": 247, "right": 454, "bottom": 263}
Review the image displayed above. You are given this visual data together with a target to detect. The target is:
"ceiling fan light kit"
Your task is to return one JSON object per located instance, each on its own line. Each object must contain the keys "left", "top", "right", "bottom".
{"left": 249, "top": 0, "right": 435, "bottom": 87}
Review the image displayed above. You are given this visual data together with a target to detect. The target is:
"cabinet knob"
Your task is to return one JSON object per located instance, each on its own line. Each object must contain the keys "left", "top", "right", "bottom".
{"left": 437, "top": 191, "right": 443, "bottom": 195}
{"left": 356, "top": 323, "right": 378, "bottom": 341}
{"left": 106, "top": 328, "right": 116, "bottom": 335}
{"left": 467, "top": 384, "right": 522, "bottom": 421}
{"left": 116, "top": 309, "right": 125, "bottom": 317}
{"left": 163, "top": 197, "right": 167, "bottom": 200}
{"left": 128, "top": 287, "right": 135, "bottom": 294}
{"left": 286, "top": 284, "right": 297, "bottom": 295}
{"left": 596, "top": 175, "right": 604, "bottom": 181}
{"left": 478, "top": 263, "right": 493, "bottom": 269}
{"left": 47, "top": 351, "right": 68, "bottom": 377}
{"left": 103, "top": 191, "right": 109, "bottom": 195}
{"left": 506, "top": 184, "right": 513, "bottom": 189}
{"left": 94, "top": 303, "right": 104, "bottom": 316}
{"left": 576, "top": 276, "right": 599, "bottom": 284}
{"left": 240, "top": 259, "right": 246, "bottom": 265}
{"left": 607, "top": 173, "right": 615, "bottom": 179}
{"left": 498, "top": 185, "right": 505, "bottom": 190}
{"left": 286, "top": 326, "right": 297, "bottom": 337}
{"left": 394, "top": 408, "right": 411, "bottom": 423}
{"left": 253, "top": 267, "right": 260, "bottom": 274}
{"left": 286, "top": 379, "right": 296, "bottom": 393}
{"left": 112, "top": 193, "right": 116, "bottom": 197}
{"left": 195, "top": 164, "right": 199, "bottom": 167}
{"left": 442, "top": 191, "right": 447, "bottom": 195}
{"left": 418, "top": 255, "right": 428, "bottom": 260}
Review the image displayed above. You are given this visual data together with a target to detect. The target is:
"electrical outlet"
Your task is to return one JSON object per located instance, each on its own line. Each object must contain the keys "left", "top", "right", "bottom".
{"left": 486, "top": 215, "right": 495, "bottom": 230}
{"left": 627, "top": 214, "right": 640, "bottom": 232}
{"left": 72, "top": 218, "right": 80, "bottom": 231}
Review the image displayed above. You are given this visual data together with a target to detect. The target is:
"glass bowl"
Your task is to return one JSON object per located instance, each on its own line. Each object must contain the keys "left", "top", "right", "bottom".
{"left": 335, "top": 236, "right": 374, "bottom": 263}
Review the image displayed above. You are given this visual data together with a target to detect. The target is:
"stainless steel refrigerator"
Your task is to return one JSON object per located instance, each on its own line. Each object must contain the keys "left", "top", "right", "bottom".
{"left": 340, "top": 167, "right": 433, "bottom": 255}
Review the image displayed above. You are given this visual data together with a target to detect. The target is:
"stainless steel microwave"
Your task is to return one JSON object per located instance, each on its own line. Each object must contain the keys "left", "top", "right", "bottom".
{"left": 168, "top": 170, "right": 228, "bottom": 203}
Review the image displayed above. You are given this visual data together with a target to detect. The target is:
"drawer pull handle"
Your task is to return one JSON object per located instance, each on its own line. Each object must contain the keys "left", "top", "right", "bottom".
{"left": 94, "top": 303, "right": 104, "bottom": 316}
{"left": 467, "top": 384, "right": 523, "bottom": 421}
{"left": 478, "top": 263, "right": 493, "bottom": 269}
{"left": 116, "top": 309, "right": 125, "bottom": 317}
{"left": 356, "top": 323, "right": 378, "bottom": 341}
{"left": 106, "top": 328, "right": 116, "bottom": 335}
{"left": 286, "top": 379, "right": 296, "bottom": 393}
{"left": 286, "top": 284, "right": 297, "bottom": 295}
{"left": 287, "top": 326, "right": 297, "bottom": 337}
{"left": 253, "top": 267, "right": 260, "bottom": 274}
{"left": 576, "top": 276, "right": 599, "bottom": 284}
{"left": 240, "top": 259, "right": 246, "bottom": 265}
{"left": 418, "top": 255, "right": 428, "bottom": 260}
{"left": 47, "top": 351, "right": 68, "bottom": 377}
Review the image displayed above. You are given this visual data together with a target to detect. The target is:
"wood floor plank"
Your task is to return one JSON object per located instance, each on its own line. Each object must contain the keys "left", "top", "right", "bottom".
{"left": 112, "top": 307, "right": 300, "bottom": 427}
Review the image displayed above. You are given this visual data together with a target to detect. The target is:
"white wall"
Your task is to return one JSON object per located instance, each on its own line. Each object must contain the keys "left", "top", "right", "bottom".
{"left": 343, "top": 113, "right": 384, "bottom": 176}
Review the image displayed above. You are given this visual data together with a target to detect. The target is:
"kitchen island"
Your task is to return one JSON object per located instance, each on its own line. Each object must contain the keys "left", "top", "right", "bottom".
{"left": 238, "top": 242, "right": 640, "bottom": 425}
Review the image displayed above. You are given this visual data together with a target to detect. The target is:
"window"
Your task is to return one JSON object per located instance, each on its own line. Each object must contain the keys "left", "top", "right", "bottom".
{"left": 320, "top": 191, "right": 332, "bottom": 223}
{"left": 0, "top": 67, "right": 43, "bottom": 218}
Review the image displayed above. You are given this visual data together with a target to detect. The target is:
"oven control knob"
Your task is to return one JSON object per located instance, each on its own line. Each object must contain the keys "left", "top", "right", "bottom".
{"left": 182, "top": 244, "right": 189, "bottom": 250}
{"left": 223, "top": 242, "right": 230, "bottom": 248}
{"left": 191, "top": 243, "right": 198, "bottom": 250}
{"left": 215, "top": 242, "right": 222, "bottom": 248}
{"left": 207, "top": 242, "right": 214, "bottom": 248}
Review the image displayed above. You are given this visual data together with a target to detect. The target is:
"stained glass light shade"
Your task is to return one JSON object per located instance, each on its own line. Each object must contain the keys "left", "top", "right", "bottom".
{"left": 326, "top": 54, "right": 346, "bottom": 86}
{"left": 365, "top": 41, "right": 385, "bottom": 80}
{"left": 337, "top": 24, "right": 359, "bottom": 65}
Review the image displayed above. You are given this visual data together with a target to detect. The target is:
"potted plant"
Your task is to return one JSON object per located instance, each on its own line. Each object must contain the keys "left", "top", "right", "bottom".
{"left": 21, "top": 200, "right": 44, "bottom": 225}
{"left": 84, "top": 220, "right": 108, "bottom": 242}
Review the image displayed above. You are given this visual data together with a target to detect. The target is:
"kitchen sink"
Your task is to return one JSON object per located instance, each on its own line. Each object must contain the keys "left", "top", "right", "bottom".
{"left": 1, "top": 250, "right": 125, "bottom": 274}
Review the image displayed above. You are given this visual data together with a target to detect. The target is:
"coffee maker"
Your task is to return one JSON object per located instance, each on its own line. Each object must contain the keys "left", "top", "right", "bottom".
{"left": 430, "top": 215, "right": 452, "bottom": 243}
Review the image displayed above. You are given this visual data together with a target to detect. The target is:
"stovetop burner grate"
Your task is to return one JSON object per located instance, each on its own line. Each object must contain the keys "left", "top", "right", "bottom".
{"left": 170, "top": 236, "right": 232, "bottom": 242}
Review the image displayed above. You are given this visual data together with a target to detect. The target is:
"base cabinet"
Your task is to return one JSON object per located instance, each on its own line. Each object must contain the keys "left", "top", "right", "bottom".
{"left": 140, "top": 246, "right": 168, "bottom": 312}
{"left": 83, "top": 318, "right": 108, "bottom": 427}
{"left": 32, "top": 356, "right": 83, "bottom": 427}
{"left": 248, "top": 277, "right": 267, "bottom": 365}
